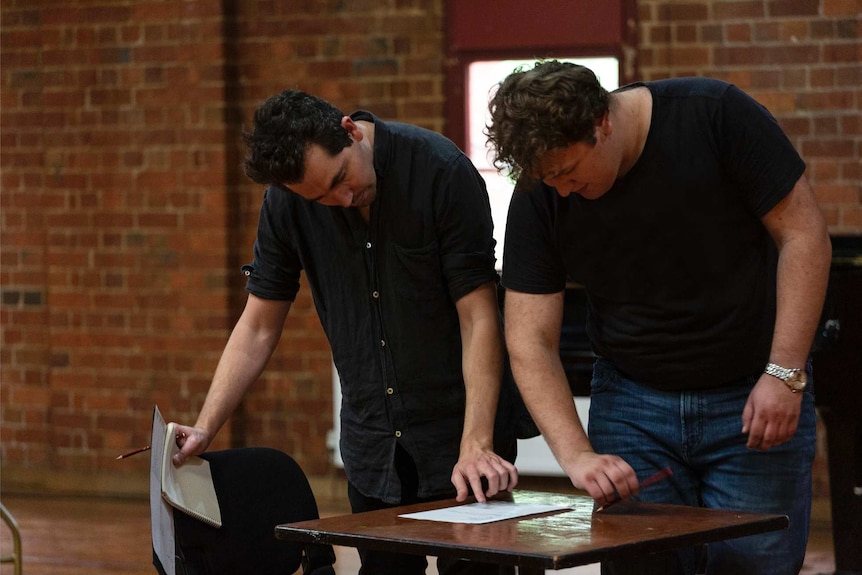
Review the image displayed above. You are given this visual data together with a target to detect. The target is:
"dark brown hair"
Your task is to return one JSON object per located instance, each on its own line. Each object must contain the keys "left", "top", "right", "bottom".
{"left": 243, "top": 90, "right": 352, "bottom": 187}
{"left": 486, "top": 60, "right": 610, "bottom": 183}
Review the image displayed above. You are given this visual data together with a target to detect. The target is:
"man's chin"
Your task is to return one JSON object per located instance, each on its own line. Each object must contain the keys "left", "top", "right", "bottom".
{"left": 578, "top": 185, "right": 612, "bottom": 200}
{"left": 352, "top": 189, "right": 376, "bottom": 207}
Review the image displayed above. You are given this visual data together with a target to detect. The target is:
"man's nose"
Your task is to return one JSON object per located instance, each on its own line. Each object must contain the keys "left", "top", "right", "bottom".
{"left": 332, "top": 188, "right": 353, "bottom": 207}
{"left": 544, "top": 176, "right": 570, "bottom": 197}
{"left": 553, "top": 182, "right": 574, "bottom": 197}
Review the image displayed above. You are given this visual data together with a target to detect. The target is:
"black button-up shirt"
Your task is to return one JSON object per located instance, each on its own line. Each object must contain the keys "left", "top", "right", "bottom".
{"left": 242, "top": 112, "right": 502, "bottom": 503}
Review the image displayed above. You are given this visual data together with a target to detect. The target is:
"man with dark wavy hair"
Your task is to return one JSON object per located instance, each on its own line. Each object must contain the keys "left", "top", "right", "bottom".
{"left": 173, "top": 89, "right": 522, "bottom": 575}
{"left": 487, "top": 60, "right": 831, "bottom": 574}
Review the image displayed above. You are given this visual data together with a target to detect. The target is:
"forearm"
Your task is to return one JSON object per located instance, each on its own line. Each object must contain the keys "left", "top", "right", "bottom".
{"left": 459, "top": 313, "right": 502, "bottom": 451}
{"left": 764, "top": 176, "right": 832, "bottom": 368}
{"left": 505, "top": 290, "right": 593, "bottom": 467}
{"left": 770, "top": 238, "right": 831, "bottom": 366}
{"left": 194, "top": 323, "right": 280, "bottom": 436}
{"left": 509, "top": 339, "right": 593, "bottom": 468}
{"left": 457, "top": 282, "right": 503, "bottom": 451}
{"left": 505, "top": 289, "right": 637, "bottom": 501}
{"left": 194, "top": 295, "right": 291, "bottom": 439}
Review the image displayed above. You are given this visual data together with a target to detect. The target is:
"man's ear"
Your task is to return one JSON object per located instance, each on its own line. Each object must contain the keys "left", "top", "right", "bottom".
{"left": 596, "top": 110, "right": 612, "bottom": 139}
{"left": 341, "top": 116, "right": 362, "bottom": 142}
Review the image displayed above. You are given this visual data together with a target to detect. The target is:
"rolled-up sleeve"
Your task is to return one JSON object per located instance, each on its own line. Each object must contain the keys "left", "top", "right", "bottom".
{"left": 436, "top": 155, "right": 499, "bottom": 303}
{"left": 243, "top": 187, "right": 302, "bottom": 301}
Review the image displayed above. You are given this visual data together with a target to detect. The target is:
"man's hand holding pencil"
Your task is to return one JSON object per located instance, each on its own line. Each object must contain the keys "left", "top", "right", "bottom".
{"left": 595, "top": 466, "right": 674, "bottom": 512}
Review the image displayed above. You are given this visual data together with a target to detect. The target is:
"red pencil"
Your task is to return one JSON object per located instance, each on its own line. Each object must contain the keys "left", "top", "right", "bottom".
{"left": 596, "top": 466, "right": 674, "bottom": 512}
{"left": 115, "top": 445, "right": 151, "bottom": 460}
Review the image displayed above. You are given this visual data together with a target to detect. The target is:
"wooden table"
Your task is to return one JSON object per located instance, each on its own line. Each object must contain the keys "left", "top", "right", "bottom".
{"left": 275, "top": 490, "right": 788, "bottom": 574}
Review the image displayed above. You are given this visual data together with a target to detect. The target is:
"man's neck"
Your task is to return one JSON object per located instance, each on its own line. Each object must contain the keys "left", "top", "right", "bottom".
{"left": 356, "top": 120, "right": 375, "bottom": 148}
{"left": 356, "top": 120, "right": 375, "bottom": 223}
{"left": 612, "top": 87, "right": 652, "bottom": 179}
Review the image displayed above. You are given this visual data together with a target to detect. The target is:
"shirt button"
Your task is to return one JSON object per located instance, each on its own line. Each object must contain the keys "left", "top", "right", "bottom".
{"left": 395, "top": 430, "right": 402, "bottom": 438}
{"left": 366, "top": 242, "right": 372, "bottom": 249}
{"left": 372, "top": 290, "right": 379, "bottom": 298}
{"left": 387, "top": 387, "right": 394, "bottom": 395}
{"left": 380, "top": 339, "right": 386, "bottom": 347}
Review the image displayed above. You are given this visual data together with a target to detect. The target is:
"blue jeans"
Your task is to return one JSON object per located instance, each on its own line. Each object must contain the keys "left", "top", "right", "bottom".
{"left": 589, "top": 358, "right": 816, "bottom": 575}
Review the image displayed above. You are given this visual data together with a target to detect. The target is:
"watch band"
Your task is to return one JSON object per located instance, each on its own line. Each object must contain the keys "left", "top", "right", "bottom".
{"left": 764, "top": 362, "right": 807, "bottom": 393}
{"left": 764, "top": 362, "right": 797, "bottom": 381}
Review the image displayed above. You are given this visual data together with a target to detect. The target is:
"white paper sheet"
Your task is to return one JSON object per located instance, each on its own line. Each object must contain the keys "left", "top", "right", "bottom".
{"left": 150, "top": 406, "right": 175, "bottom": 575}
{"left": 399, "top": 500, "right": 571, "bottom": 524}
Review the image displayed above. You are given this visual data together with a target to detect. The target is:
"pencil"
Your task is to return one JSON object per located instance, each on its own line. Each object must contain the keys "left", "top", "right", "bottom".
{"left": 116, "top": 445, "right": 151, "bottom": 460}
{"left": 596, "top": 466, "right": 673, "bottom": 512}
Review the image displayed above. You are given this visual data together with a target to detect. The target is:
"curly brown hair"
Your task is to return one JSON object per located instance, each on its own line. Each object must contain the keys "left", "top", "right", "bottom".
{"left": 486, "top": 60, "right": 610, "bottom": 184}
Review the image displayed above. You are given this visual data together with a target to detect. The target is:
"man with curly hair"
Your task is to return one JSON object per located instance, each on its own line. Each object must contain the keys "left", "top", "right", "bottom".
{"left": 486, "top": 60, "right": 831, "bottom": 574}
{"left": 173, "top": 89, "right": 522, "bottom": 575}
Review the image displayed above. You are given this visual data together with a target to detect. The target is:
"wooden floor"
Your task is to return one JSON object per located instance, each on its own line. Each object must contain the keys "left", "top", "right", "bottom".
{"left": 0, "top": 492, "right": 836, "bottom": 575}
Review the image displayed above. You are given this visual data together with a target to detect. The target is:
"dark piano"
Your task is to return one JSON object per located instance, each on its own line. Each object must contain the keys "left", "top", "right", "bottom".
{"left": 813, "top": 235, "right": 862, "bottom": 575}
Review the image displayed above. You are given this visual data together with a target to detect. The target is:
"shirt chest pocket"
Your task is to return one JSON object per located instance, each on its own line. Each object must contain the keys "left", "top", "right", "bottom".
{"left": 388, "top": 240, "right": 444, "bottom": 301}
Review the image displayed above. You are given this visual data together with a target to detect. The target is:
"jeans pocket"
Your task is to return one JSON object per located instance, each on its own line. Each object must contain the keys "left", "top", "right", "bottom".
{"left": 590, "top": 357, "right": 614, "bottom": 394}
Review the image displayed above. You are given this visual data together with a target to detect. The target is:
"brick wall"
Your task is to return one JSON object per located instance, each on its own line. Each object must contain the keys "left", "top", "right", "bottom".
{"left": 1, "top": 0, "right": 859, "bottom": 497}
{"left": 1, "top": 1, "right": 239, "bottom": 493}
{"left": 637, "top": 0, "right": 861, "bottom": 229}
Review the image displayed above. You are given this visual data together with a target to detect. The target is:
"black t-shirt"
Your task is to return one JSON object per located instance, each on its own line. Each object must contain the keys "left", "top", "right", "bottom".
{"left": 242, "top": 112, "right": 505, "bottom": 503}
{"left": 502, "top": 78, "right": 805, "bottom": 390}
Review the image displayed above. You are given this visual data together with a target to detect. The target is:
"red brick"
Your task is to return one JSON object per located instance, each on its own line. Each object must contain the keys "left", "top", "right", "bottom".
{"left": 824, "top": 0, "right": 860, "bottom": 14}
{"left": 715, "top": 45, "right": 820, "bottom": 66}
{"left": 713, "top": 1, "right": 766, "bottom": 20}
{"left": 810, "top": 67, "right": 836, "bottom": 87}
{"left": 816, "top": 184, "right": 858, "bottom": 204}
{"left": 769, "top": 0, "right": 820, "bottom": 16}
{"left": 779, "top": 20, "right": 811, "bottom": 41}
{"left": 726, "top": 23, "right": 753, "bottom": 42}
{"left": 823, "top": 42, "right": 858, "bottom": 63}
{"left": 798, "top": 90, "right": 856, "bottom": 111}
{"left": 840, "top": 206, "right": 862, "bottom": 228}
{"left": 841, "top": 114, "right": 862, "bottom": 135}
{"left": 801, "top": 138, "right": 856, "bottom": 158}
{"left": 754, "top": 21, "right": 780, "bottom": 41}
{"left": 842, "top": 162, "right": 862, "bottom": 181}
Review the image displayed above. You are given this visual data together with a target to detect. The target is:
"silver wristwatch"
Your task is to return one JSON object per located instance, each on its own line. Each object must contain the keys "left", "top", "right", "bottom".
{"left": 764, "top": 362, "right": 808, "bottom": 393}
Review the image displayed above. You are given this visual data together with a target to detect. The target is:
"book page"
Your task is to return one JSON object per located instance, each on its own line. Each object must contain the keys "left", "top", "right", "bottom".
{"left": 160, "top": 422, "right": 222, "bottom": 528}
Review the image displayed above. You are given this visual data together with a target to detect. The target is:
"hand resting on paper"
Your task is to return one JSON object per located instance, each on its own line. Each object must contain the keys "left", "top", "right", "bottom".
{"left": 451, "top": 441, "right": 519, "bottom": 503}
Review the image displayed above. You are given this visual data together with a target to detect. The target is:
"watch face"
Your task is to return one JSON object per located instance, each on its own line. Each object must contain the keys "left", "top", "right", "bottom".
{"left": 787, "top": 370, "right": 808, "bottom": 391}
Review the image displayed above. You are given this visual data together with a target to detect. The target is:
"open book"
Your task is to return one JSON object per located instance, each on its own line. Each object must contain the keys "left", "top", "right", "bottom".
{"left": 151, "top": 406, "right": 222, "bottom": 527}
{"left": 161, "top": 423, "right": 222, "bottom": 527}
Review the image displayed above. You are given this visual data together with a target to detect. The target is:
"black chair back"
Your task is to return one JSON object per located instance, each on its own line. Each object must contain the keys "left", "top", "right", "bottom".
{"left": 154, "top": 447, "right": 336, "bottom": 575}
